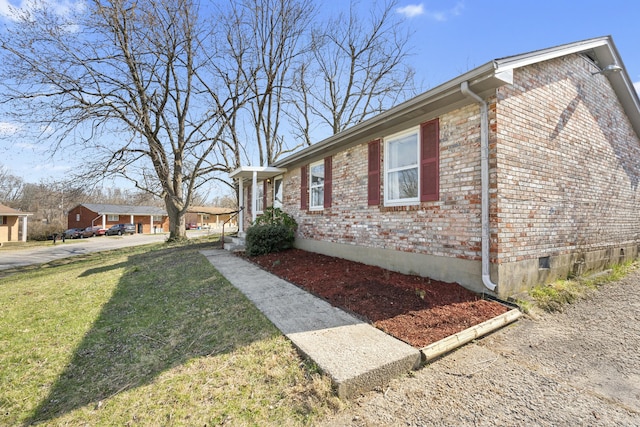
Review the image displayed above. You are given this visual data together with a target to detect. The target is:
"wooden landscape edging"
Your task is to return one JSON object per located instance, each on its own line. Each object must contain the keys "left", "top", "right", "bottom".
{"left": 420, "top": 308, "right": 522, "bottom": 362}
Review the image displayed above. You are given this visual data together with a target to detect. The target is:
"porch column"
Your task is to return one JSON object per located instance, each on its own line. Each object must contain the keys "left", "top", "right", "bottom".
{"left": 238, "top": 178, "right": 244, "bottom": 233}
{"left": 102, "top": 215, "right": 106, "bottom": 228}
{"left": 130, "top": 215, "right": 134, "bottom": 225}
{"left": 251, "top": 171, "right": 258, "bottom": 224}
{"left": 21, "top": 216, "right": 27, "bottom": 242}
{"left": 150, "top": 215, "right": 154, "bottom": 233}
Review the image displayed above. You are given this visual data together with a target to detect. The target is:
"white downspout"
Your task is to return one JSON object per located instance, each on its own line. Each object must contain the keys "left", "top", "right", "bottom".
{"left": 461, "top": 81, "right": 497, "bottom": 292}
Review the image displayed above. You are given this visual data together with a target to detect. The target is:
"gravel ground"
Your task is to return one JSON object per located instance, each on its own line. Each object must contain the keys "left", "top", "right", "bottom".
{"left": 319, "top": 269, "right": 640, "bottom": 426}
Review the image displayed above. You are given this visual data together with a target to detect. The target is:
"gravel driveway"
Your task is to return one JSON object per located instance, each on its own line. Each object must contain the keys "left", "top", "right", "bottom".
{"left": 320, "top": 269, "right": 640, "bottom": 426}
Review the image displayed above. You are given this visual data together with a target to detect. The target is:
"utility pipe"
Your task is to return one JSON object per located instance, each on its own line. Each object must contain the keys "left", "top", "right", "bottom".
{"left": 460, "top": 81, "right": 497, "bottom": 292}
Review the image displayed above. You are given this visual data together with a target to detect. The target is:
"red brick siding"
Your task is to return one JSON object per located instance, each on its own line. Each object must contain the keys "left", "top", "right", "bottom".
{"left": 283, "top": 106, "right": 484, "bottom": 261}
{"left": 494, "top": 54, "right": 640, "bottom": 264}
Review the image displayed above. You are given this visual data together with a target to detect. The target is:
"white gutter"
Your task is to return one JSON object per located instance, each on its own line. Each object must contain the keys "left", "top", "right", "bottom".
{"left": 460, "top": 81, "right": 497, "bottom": 292}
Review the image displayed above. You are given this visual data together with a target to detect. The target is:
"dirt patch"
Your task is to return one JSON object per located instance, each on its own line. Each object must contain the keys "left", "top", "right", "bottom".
{"left": 246, "top": 249, "right": 509, "bottom": 348}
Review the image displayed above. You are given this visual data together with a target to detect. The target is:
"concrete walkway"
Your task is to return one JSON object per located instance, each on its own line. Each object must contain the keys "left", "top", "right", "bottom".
{"left": 200, "top": 249, "right": 421, "bottom": 399}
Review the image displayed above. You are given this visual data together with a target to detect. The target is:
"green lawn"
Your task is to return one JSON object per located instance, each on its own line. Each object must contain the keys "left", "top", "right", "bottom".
{"left": 0, "top": 239, "right": 340, "bottom": 426}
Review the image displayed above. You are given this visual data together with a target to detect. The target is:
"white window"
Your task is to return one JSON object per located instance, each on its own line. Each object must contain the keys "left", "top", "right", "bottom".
{"left": 309, "top": 161, "right": 324, "bottom": 210}
{"left": 108, "top": 214, "right": 119, "bottom": 221}
{"left": 152, "top": 215, "right": 163, "bottom": 222}
{"left": 273, "top": 176, "right": 283, "bottom": 209}
{"left": 256, "top": 181, "right": 264, "bottom": 213}
{"left": 75, "top": 213, "right": 80, "bottom": 222}
{"left": 384, "top": 127, "right": 419, "bottom": 206}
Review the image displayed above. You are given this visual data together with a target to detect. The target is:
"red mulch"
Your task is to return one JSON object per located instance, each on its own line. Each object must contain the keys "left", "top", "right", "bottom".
{"left": 245, "top": 248, "right": 510, "bottom": 348}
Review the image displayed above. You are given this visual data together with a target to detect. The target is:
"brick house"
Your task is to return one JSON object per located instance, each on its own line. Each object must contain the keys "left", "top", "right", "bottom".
{"left": 230, "top": 36, "right": 640, "bottom": 298}
{"left": 185, "top": 206, "right": 238, "bottom": 230}
{"left": 67, "top": 203, "right": 169, "bottom": 234}
{"left": 0, "top": 203, "right": 32, "bottom": 243}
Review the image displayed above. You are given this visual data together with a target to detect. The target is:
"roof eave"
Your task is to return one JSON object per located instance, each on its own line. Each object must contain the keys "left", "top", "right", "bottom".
{"left": 273, "top": 62, "right": 509, "bottom": 169}
{"left": 494, "top": 35, "right": 640, "bottom": 137}
{"left": 229, "top": 166, "right": 287, "bottom": 181}
{"left": 268, "top": 36, "right": 640, "bottom": 170}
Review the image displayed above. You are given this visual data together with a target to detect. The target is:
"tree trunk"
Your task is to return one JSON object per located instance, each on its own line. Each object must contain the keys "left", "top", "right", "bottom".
{"left": 165, "top": 196, "right": 187, "bottom": 241}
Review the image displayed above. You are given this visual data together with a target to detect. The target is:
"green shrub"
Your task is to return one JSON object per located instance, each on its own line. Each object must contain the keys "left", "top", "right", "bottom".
{"left": 252, "top": 207, "right": 298, "bottom": 231}
{"left": 245, "top": 208, "right": 297, "bottom": 256}
{"left": 245, "top": 224, "right": 294, "bottom": 256}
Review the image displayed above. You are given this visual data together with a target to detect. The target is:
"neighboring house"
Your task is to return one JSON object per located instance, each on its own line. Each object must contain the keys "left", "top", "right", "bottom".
{"left": 230, "top": 36, "right": 640, "bottom": 298}
{"left": 185, "top": 206, "right": 238, "bottom": 230}
{"left": 0, "top": 203, "right": 32, "bottom": 243}
{"left": 67, "top": 204, "right": 169, "bottom": 234}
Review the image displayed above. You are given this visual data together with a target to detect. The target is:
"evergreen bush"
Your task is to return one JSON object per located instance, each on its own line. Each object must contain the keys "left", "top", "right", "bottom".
{"left": 245, "top": 207, "right": 297, "bottom": 256}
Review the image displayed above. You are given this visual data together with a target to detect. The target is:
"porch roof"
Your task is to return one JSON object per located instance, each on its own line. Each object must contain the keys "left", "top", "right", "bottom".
{"left": 0, "top": 203, "right": 32, "bottom": 216}
{"left": 229, "top": 166, "right": 287, "bottom": 182}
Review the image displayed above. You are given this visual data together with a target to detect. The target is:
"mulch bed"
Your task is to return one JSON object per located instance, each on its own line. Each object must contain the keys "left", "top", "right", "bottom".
{"left": 245, "top": 249, "right": 509, "bottom": 348}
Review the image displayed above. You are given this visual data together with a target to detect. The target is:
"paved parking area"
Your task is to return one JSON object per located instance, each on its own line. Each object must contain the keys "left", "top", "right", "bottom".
{"left": 0, "top": 233, "right": 168, "bottom": 271}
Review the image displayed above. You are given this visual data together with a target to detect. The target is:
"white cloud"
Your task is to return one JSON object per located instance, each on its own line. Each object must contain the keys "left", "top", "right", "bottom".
{"left": 0, "top": 0, "right": 85, "bottom": 21}
{"left": 15, "top": 142, "right": 48, "bottom": 151}
{"left": 0, "top": 121, "right": 21, "bottom": 136}
{"left": 0, "top": 0, "right": 22, "bottom": 20}
{"left": 398, "top": 2, "right": 464, "bottom": 21}
{"left": 396, "top": 4, "right": 424, "bottom": 18}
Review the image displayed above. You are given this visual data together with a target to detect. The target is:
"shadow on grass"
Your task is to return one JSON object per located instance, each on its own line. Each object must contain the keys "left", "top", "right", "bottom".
{"left": 26, "top": 243, "right": 275, "bottom": 425}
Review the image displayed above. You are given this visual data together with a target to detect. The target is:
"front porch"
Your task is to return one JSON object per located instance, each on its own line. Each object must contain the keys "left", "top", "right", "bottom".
{"left": 229, "top": 165, "right": 287, "bottom": 232}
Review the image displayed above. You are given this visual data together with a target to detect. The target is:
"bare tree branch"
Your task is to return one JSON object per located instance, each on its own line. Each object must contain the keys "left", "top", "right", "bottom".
{"left": 0, "top": 0, "right": 244, "bottom": 240}
{"left": 292, "top": 0, "right": 416, "bottom": 140}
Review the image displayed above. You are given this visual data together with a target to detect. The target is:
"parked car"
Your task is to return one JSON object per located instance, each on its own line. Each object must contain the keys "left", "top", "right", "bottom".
{"left": 105, "top": 223, "right": 136, "bottom": 236}
{"left": 186, "top": 223, "right": 198, "bottom": 230}
{"left": 81, "top": 226, "right": 106, "bottom": 238}
{"left": 63, "top": 228, "right": 84, "bottom": 239}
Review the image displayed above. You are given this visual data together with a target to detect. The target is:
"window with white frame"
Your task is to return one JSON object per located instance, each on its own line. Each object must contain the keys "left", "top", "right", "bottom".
{"left": 108, "top": 214, "right": 119, "bottom": 221}
{"left": 384, "top": 127, "right": 419, "bottom": 205}
{"left": 256, "top": 181, "right": 264, "bottom": 213}
{"left": 309, "top": 161, "right": 324, "bottom": 210}
{"left": 273, "top": 176, "right": 283, "bottom": 209}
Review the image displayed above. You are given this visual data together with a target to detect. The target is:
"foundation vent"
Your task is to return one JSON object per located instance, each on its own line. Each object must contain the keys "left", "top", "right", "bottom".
{"left": 538, "top": 256, "right": 551, "bottom": 269}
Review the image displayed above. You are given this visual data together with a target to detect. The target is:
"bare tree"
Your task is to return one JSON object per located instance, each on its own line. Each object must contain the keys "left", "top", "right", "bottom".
{"left": 18, "top": 180, "right": 85, "bottom": 225}
{"left": 220, "top": 0, "right": 315, "bottom": 165}
{"left": 292, "top": 0, "right": 416, "bottom": 140}
{"left": 1, "top": 0, "right": 417, "bottom": 231}
{"left": 0, "top": 164, "right": 24, "bottom": 204}
{"left": 0, "top": 0, "right": 243, "bottom": 240}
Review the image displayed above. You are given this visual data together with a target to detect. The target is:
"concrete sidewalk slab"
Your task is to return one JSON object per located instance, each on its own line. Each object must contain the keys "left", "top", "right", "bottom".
{"left": 201, "top": 249, "right": 421, "bottom": 398}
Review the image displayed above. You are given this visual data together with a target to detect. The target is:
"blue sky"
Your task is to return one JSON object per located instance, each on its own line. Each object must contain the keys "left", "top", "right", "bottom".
{"left": 390, "top": 1, "right": 640, "bottom": 92}
{"left": 0, "top": 0, "right": 639, "bottom": 186}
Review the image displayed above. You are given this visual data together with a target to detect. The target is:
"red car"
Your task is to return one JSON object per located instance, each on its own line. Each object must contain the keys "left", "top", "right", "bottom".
{"left": 186, "top": 223, "right": 198, "bottom": 230}
{"left": 81, "top": 226, "right": 106, "bottom": 237}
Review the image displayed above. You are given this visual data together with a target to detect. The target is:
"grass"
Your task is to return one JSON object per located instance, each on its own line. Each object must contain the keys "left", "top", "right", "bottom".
{"left": 529, "top": 261, "right": 637, "bottom": 312}
{"left": 0, "top": 238, "right": 341, "bottom": 426}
